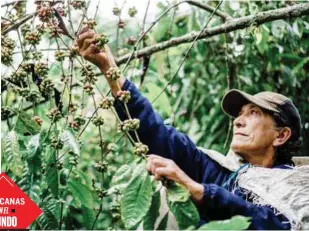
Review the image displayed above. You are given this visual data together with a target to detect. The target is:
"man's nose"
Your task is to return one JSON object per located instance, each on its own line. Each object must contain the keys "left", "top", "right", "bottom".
{"left": 233, "top": 115, "right": 246, "bottom": 128}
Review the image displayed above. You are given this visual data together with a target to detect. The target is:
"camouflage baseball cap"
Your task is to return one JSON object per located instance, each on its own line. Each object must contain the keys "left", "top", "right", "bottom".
{"left": 221, "top": 89, "right": 302, "bottom": 141}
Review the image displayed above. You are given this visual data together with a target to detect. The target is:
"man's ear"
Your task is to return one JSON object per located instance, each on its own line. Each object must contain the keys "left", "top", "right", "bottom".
{"left": 273, "top": 127, "right": 292, "bottom": 147}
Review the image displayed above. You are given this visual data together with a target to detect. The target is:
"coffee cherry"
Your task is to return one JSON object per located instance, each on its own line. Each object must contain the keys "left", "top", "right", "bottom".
{"left": 51, "top": 136, "right": 64, "bottom": 150}
{"left": 71, "top": 0, "right": 86, "bottom": 9}
{"left": 127, "top": 36, "right": 136, "bottom": 46}
{"left": 47, "top": 107, "right": 62, "bottom": 121}
{"left": 55, "top": 50, "right": 67, "bottom": 62}
{"left": 1, "top": 36, "right": 15, "bottom": 49}
{"left": 40, "top": 79, "right": 54, "bottom": 96}
{"left": 133, "top": 142, "right": 149, "bottom": 156}
{"left": 106, "top": 67, "right": 121, "bottom": 80}
{"left": 116, "top": 90, "right": 131, "bottom": 103}
{"left": 99, "top": 97, "right": 114, "bottom": 109}
{"left": 70, "top": 114, "right": 86, "bottom": 131}
{"left": 118, "top": 119, "right": 140, "bottom": 132}
{"left": 1, "top": 36, "right": 15, "bottom": 66}
{"left": 49, "top": 26, "right": 63, "bottom": 38}
{"left": 33, "top": 116, "right": 43, "bottom": 125}
{"left": 36, "top": 2, "right": 53, "bottom": 22}
{"left": 69, "top": 155, "right": 79, "bottom": 166}
{"left": 128, "top": 7, "right": 137, "bottom": 17}
{"left": 107, "top": 143, "right": 118, "bottom": 152}
{"left": 69, "top": 122, "right": 80, "bottom": 131}
{"left": 1, "top": 47, "right": 13, "bottom": 65}
{"left": 10, "top": 70, "right": 27, "bottom": 85}
{"left": 92, "top": 116, "right": 104, "bottom": 126}
{"left": 25, "top": 31, "right": 41, "bottom": 46}
{"left": 81, "top": 64, "right": 97, "bottom": 84}
{"left": 118, "top": 20, "right": 125, "bottom": 29}
{"left": 94, "top": 160, "right": 108, "bottom": 173}
{"left": 112, "top": 7, "right": 121, "bottom": 16}
{"left": 75, "top": 115, "right": 86, "bottom": 126}
{"left": 21, "top": 63, "right": 33, "bottom": 73}
{"left": 28, "top": 51, "right": 43, "bottom": 61}
{"left": 68, "top": 104, "right": 77, "bottom": 113}
{"left": 94, "top": 34, "right": 109, "bottom": 49}
{"left": 34, "top": 62, "right": 49, "bottom": 77}
{"left": 83, "top": 83, "right": 94, "bottom": 95}
{"left": 82, "top": 19, "right": 97, "bottom": 29}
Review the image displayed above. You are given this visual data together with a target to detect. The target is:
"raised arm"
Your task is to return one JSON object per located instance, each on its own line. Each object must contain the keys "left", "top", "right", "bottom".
{"left": 75, "top": 28, "right": 230, "bottom": 186}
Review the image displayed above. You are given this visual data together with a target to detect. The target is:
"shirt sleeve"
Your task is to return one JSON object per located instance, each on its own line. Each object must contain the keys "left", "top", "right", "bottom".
{"left": 199, "top": 183, "right": 291, "bottom": 230}
{"left": 113, "top": 79, "right": 230, "bottom": 184}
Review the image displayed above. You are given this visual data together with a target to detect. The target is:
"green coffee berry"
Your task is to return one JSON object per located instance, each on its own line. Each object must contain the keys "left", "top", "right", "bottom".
{"left": 106, "top": 67, "right": 121, "bottom": 80}
{"left": 92, "top": 116, "right": 105, "bottom": 126}
{"left": 133, "top": 142, "right": 149, "bottom": 156}
{"left": 94, "top": 160, "right": 108, "bottom": 173}
{"left": 71, "top": 0, "right": 86, "bottom": 9}
{"left": 94, "top": 34, "right": 109, "bottom": 49}
{"left": 47, "top": 107, "right": 62, "bottom": 121}
{"left": 55, "top": 50, "right": 67, "bottom": 62}
{"left": 99, "top": 97, "right": 114, "bottom": 109}
{"left": 118, "top": 118, "right": 140, "bottom": 132}
{"left": 128, "top": 7, "right": 137, "bottom": 17}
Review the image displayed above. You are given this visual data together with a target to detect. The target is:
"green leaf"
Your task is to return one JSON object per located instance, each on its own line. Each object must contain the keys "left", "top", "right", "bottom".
{"left": 292, "top": 57, "right": 309, "bottom": 74}
{"left": 167, "top": 196, "right": 199, "bottom": 230}
{"left": 166, "top": 182, "right": 190, "bottom": 202}
{"left": 60, "top": 130, "right": 80, "bottom": 155}
{"left": 46, "top": 148, "right": 58, "bottom": 197}
{"left": 143, "top": 190, "right": 161, "bottom": 230}
{"left": 27, "top": 134, "right": 40, "bottom": 159}
{"left": 198, "top": 216, "right": 251, "bottom": 230}
{"left": 4, "top": 131, "right": 23, "bottom": 176}
{"left": 68, "top": 179, "right": 94, "bottom": 208}
{"left": 82, "top": 205, "right": 96, "bottom": 230}
{"left": 37, "top": 196, "right": 59, "bottom": 230}
{"left": 14, "top": 110, "right": 41, "bottom": 135}
{"left": 109, "top": 164, "right": 134, "bottom": 194}
{"left": 156, "top": 212, "right": 169, "bottom": 230}
{"left": 121, "top": 162, "right": 154, "bottom": 229}
{"left": 111, "top": 164, "right": 133, "bottom": 186}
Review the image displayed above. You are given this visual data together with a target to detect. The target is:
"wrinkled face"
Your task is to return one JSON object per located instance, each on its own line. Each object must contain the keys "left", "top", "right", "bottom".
{"left": 231, "top": 103, "right": 278, "bottom": 156}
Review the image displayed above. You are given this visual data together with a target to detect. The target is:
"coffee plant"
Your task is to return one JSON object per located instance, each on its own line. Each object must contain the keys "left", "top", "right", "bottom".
{"left": 1, "top": 0, "right": 308, "bottom": 230}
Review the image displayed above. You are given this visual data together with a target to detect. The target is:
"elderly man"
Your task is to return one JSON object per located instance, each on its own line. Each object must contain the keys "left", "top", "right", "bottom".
{"left": 76, "top": 29, "right": 307, "bottom": 230}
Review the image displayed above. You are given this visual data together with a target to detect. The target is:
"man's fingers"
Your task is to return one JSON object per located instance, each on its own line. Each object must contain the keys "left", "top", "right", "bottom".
{"left": 89, "top": 44, "right": 100, "bottom": 54}
{"left": 81, "top": 38, "right": 96, "bottom": 52}
{"left": 76, "top": 31, "right": 95, "bottom": 49}
{"left": 147, "top": 155, "right": 168, "bottom": 175}
{"left": 81, "top": 44, "right": 100, "bottom": 59}
{"left": 148, "top": 154, "right": 168, "bottom": 161}
{"left": 154, "top": 167, "right": 169, "bottom": 180}
{"left": 78, "top": 26, "right": 89, "bottom": 36}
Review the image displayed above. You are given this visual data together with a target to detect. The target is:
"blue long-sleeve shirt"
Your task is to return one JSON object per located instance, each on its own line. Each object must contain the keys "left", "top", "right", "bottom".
{"left": 114, "top": 79, "right": 291, "bottom": 230}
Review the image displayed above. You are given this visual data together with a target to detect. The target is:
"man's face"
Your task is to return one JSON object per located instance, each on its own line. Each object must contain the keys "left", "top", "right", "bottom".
{"left": 231, "top": 103, "right": 278, "bottom": 156}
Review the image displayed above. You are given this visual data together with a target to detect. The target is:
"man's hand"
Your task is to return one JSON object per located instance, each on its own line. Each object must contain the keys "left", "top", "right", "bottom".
{"left": 76, "top": 27, "right": 112, "bottom": 73}
{"left": 146, "top": 155, "right": 204, "bottom": 201}
{"left": 75, "top": 27, "right": 125, "bottom": 93}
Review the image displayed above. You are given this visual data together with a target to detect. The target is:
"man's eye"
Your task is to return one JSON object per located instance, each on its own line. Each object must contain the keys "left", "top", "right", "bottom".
{"left": 250, "top": 110, "right": 258, "bottom": 115}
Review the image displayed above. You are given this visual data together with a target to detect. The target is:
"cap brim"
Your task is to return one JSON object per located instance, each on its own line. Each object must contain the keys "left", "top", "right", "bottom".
{"left": 221, "top": 89, "right": 279, "bottom": 118}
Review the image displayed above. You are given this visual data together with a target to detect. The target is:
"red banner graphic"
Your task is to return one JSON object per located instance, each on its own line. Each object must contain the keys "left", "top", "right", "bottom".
{"left": 0, "top": 173, "right": 42, "bottom": 229}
